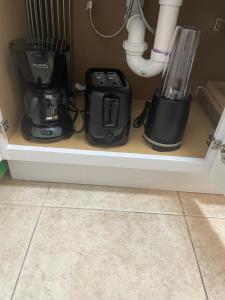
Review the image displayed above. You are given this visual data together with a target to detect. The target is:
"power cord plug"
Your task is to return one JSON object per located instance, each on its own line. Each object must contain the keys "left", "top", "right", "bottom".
{"left": 86, "top": 0, "right": 93, "bottom": 11}
{"left": 74, "top": 83, "right": 86, "bottom": 92}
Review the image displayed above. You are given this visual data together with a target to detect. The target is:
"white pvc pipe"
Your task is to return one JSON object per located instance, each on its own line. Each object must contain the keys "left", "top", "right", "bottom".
{"left": 123, "top": 0, "right": 183, "bottom": 77}
{"left": 126, "top": 15, "right": 146, "bottom": 45}
{"left": 153, "top": 0, "right": 182, "bottom": 57}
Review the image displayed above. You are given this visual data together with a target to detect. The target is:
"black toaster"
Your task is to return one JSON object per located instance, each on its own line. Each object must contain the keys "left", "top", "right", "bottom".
{"left": 85, "top": 68, "right": 132, "bottom": 146}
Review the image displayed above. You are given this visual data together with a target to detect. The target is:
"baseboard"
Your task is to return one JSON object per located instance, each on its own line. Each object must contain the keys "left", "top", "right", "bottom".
{"left": 8, "top": 160, "right": 221, "bottom": 194}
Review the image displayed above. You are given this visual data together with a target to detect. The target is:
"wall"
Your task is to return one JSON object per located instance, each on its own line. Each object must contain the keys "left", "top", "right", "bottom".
{"left": 72, "top": 0, "right": 225, "bottom": 100}
{"left": 0, "top": 0, "right": 27, "bottom": 138}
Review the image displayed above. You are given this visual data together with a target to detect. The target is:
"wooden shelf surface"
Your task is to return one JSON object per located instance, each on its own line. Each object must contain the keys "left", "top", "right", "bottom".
{"left": 9, "top": 100, "right": 215, "bottom": 158}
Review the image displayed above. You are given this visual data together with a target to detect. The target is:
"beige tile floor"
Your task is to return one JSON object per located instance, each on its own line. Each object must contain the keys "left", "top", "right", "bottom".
{"left": 0, "top": 179, "right": 225, "bottom": 300}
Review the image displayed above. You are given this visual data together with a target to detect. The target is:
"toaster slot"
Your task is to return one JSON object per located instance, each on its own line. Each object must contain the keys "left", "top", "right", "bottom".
{"left": 103, "top": 97, "right": 120, "bottom": 127}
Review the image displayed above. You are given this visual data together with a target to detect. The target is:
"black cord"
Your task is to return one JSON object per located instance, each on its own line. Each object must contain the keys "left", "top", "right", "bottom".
{"left": 133, "top": 101, "right": 151, "bottom": 128}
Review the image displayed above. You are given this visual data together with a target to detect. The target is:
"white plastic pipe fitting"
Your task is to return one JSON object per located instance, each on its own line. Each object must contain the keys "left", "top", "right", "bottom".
{"left": 123, "top": 0, "right": 183, "bottom": 77}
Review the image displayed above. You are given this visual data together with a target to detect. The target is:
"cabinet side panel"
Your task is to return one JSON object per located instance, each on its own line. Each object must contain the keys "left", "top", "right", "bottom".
{"left": 0, "top": 0, "right": 27, "bottom": 138}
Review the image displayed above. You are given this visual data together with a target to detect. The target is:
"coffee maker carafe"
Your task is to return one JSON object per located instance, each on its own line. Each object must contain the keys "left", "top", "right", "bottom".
{"left": 11, "top": 39, "right": 74, "bottom": 141}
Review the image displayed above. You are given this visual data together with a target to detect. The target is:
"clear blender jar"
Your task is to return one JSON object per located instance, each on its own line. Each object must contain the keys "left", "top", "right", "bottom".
{"left": 161, "top": 26, "right": 201, "bottom": 101}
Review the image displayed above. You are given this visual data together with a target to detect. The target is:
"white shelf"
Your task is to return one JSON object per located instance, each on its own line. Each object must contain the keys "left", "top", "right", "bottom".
{"left": 5, "top": 100, "right": 222, "bottom": 193}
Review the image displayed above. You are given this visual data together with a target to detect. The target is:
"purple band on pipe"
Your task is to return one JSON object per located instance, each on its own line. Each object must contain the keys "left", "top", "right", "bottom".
{"left": 153, "top": 48, "right": 170, "bottom": 56}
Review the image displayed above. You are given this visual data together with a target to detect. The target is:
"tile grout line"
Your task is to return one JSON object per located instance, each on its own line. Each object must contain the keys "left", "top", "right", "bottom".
{"left": 1, "top": 203, "right": 223, "bottom": 220}
{"left": 180, "top": 214, "right": 225, "bottom": 220}
{"left": 177, "top": 192, "right": 209, "bottom": 300}
{"left": 0, "top": 201, "right": 224, "bottom": 220}
{"left": 43, "top": 204, "right": 184, "bottom": 217}
{"left": 10, "top": 187, "right": 50, "bottom": 300}
{"left": 0, "top": 203, "right": 43, "bottom": 208}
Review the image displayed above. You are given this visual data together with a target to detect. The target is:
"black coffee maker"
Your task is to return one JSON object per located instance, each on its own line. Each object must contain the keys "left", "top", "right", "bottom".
{"left": 11, "top": 39, "right": 73, "bottom": 141}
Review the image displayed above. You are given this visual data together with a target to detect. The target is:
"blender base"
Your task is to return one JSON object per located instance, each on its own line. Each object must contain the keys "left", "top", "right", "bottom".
{"left": 144, "top": 134, "right": 182, "bottom": 152}
{"left": 144, "top": 91, "right": 192, "bottom": 152}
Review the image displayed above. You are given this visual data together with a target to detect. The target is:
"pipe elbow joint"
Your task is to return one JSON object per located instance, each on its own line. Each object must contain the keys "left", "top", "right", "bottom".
{"left": 126, "top": 55, "right": 165, "bottom": 77}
